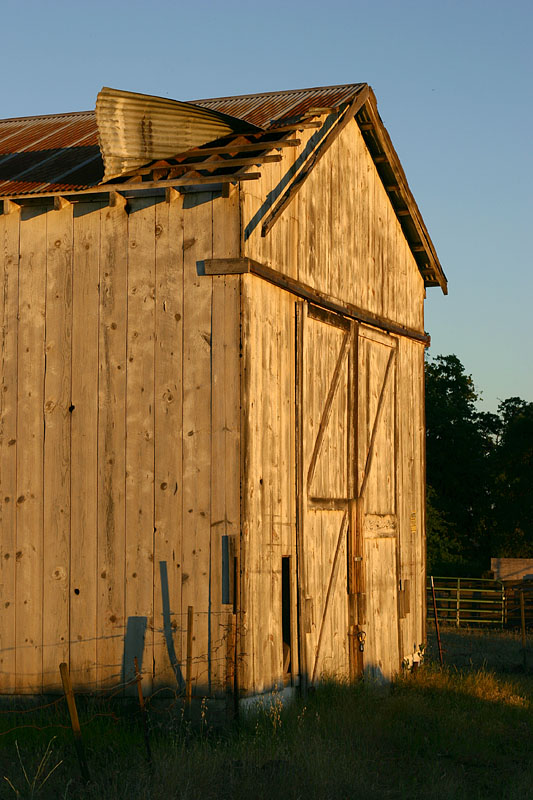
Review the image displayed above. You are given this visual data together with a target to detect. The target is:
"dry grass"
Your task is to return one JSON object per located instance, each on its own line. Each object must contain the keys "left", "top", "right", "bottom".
{"left": 3, "top": 629, "right": 533, "bottom": 799}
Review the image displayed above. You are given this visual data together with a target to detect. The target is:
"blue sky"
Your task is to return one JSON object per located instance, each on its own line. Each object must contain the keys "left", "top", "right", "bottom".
{"left": 2, "top": 0, "right": 531, "bottom": 411}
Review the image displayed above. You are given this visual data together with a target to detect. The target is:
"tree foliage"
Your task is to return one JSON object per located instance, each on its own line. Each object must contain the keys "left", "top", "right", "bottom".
{"left": 425, "top": 355, "right": 533, "bottom": 575}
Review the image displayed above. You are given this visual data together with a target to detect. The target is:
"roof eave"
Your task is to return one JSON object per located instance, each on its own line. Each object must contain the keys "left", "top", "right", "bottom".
{"left": 356, "top": 88, "right": 448, "bottom": 295}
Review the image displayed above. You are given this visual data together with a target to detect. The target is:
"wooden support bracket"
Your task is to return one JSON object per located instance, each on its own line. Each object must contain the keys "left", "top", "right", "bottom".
{"left": 109, "top": 191, "right": 128, "bottom": 209}
{"left": 54, "top": 195, "right": 72, "bottom": 211}
{"left": 3, "top": 199, "right": 20, "bottom": 215}
{"left": 165, "top": 187, "right": 181, "bottom": 203}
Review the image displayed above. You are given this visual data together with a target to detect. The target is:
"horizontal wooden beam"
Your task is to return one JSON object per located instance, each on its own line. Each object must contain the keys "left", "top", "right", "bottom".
{"left": 268, "top": 121, "right": 322, "bottom": 132}
{"left": 0, "top": 172, "right": 261, "bottom": 202}
{"left": 203, "top": 257, "right": 430, "bottom": 345}
{"left": 178, "top": 139, "right": 300, "bottom": 157}
{"left": 156, "top": 154, "right": 282, "bottom": 179}
{"left": 307, "top": 106, "right": 336, "bottom": 114}
{"left": 309, "top": 498, "right": 350, "bottom": 510}
{"left": 120, "top": 151, "right": 281, "bottom": 180}
{"left": 190, "top": 153, "right": 282, "bottom": 169}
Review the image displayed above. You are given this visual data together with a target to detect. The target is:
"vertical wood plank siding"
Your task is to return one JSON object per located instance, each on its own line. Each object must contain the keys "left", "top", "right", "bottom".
{"left": 96, "top": 202, "right": 128, "bottom": 690}
{"left": 0, "top": 208, "right": 20, "bottom": 692}
{"left": 43, "top": 202, "right": 73, "bottom": 691}
{"left": 16, "top": 207, "right": 47, "bottom": 693}
{"left": 240, "top": 276, "right": 297, "bottom": 694}
{"left": 70, "top": 202, "right": 101, "bottom": 688}
{"left": 153, "top": 193, "right": 184, "bottom": 689}
{"left": 0, "top": 193, "right": 241, "bottom": 694}
{"left": 1, "top": 114, "right": 428, "bottom": 694}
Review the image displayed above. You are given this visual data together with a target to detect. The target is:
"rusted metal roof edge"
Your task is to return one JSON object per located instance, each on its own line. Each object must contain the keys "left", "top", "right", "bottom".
{"left": 193, "top": 82, "right": 365, "bottom": 104}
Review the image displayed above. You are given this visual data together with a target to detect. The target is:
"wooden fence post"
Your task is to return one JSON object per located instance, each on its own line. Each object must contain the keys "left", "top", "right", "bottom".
{"left": 134, "top": 656, "right": 152, "bottom": 765}
{"left": 520, "top": 590, "right": 527, "bottom": 670}
{"left": 59, "top": 663, "right": 91, "bottom": 782}
{"left": 430, "top": 577, "right": 444, "bottom": 667}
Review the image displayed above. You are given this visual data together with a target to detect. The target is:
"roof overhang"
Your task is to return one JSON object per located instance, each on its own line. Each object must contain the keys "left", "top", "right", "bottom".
{"left": 355, "top": 89, "right": 447, "bottom": 293}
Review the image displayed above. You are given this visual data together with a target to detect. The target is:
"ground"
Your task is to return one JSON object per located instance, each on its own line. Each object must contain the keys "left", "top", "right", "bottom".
{"left": 2, "top": 626, "right": 533, "bottom": 799}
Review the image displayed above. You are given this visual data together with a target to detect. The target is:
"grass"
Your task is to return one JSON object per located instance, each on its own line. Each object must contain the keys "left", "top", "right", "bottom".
{"left": 2, "top": 628, "right": 533, "bottom": 799}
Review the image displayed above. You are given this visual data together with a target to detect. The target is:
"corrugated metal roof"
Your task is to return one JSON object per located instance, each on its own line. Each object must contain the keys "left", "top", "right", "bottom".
{"left": 195, "top": 84, "right": 366, "bottom": 128}
{"left": 0, "top": 111, "right": 102, "bottom": 194}
{"left": 0, "top": 84, "right": 365, "bottom": 195}
{"left": 0, "top": 83, "right": 446, "bottom": 292}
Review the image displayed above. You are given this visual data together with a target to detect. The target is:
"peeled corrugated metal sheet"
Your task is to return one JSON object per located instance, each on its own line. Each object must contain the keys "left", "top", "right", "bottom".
{"left": 96, "top": 87, "right": 262, "bottom": 182}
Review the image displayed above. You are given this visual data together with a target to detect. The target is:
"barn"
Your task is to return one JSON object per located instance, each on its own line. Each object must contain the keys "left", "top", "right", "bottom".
{"left": 0, "top": 83, "right": 447, "bottom": 701}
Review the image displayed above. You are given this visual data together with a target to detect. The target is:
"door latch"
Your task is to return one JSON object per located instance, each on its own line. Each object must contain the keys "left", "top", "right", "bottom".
{"left": 357, "top": 630, "right": 366, "bottom": 652}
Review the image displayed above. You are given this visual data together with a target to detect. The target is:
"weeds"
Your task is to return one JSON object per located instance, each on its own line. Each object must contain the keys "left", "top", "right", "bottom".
{"left": 3, "top": 630, "right": 533, "bottom": 799}
{"left": 3, "top": 737, "right": 63, "bottom": 799}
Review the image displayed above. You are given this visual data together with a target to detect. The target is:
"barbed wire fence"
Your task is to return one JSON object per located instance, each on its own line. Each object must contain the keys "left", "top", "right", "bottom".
{"left": 0, "top": 607, "right": 241, "bottom": 783}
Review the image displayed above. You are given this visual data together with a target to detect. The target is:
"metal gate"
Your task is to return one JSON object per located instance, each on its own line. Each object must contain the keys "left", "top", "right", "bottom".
{"left": 428, "top": 577, "right": 505, "bottom": 627}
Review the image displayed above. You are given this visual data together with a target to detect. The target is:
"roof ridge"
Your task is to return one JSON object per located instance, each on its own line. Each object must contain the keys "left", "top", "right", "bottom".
{"left": 193, "top": 82, "right": 365, "bottom": 104}
{"left": 0, "top": 85, "right": 366, "bottom": 124}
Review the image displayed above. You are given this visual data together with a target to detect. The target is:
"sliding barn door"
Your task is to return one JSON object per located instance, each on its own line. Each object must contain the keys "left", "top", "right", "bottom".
{"left": 297, "top": 304, "right": 354, "bottom": 686}
{"left": 356, "top": 326, "right": 399, "bottom": 680}
{"left": 297, "top": 306, "right": 400, "bottom": 686}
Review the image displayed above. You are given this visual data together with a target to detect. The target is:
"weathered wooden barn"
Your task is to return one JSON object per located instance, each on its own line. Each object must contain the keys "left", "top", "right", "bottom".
{"left": 0, "top": 83, "right": 447, "bottom": 700}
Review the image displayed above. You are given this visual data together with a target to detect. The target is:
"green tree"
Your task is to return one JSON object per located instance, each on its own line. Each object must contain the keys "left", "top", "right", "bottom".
{"left": 425, "top": 355, "right": 533, "bottom": 574}
{"left": 426, "top": 484, "right": 463, "bottom": 574}
{"left": 425, "top": 354, "right": 492, "bottom": 572}
{"left": 489, "top": 398, "right": 533, "bottom": 557}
